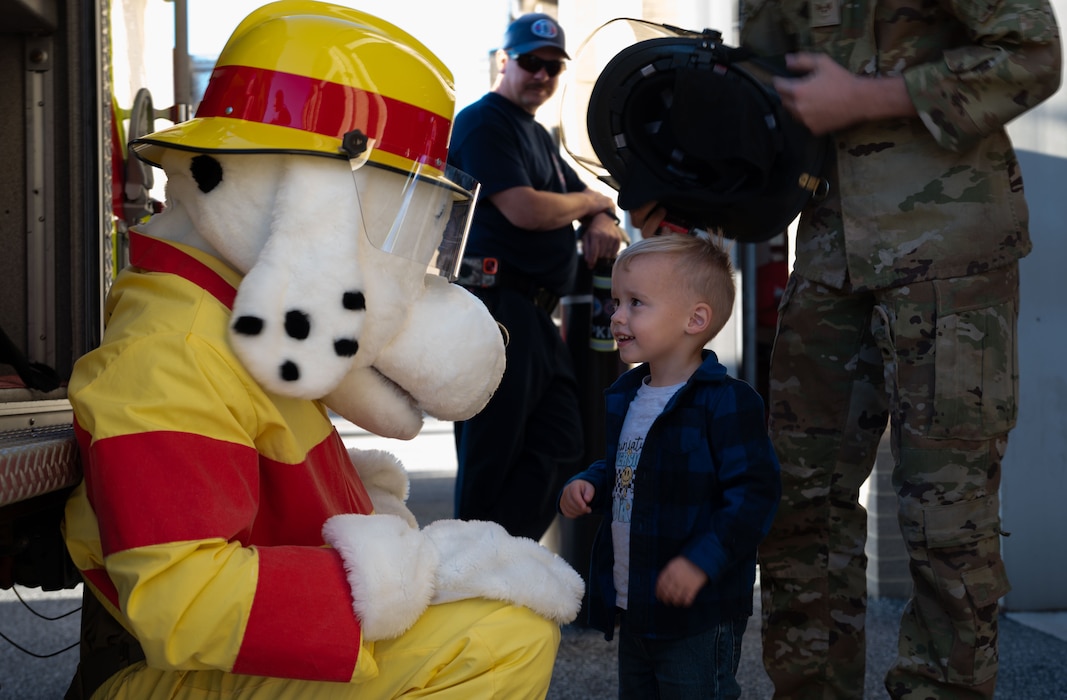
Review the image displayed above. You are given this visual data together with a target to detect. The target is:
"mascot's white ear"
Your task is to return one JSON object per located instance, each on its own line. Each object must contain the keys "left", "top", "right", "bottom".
{"left": 153, "top": 150, "right": 370, "bottom": 401}
{"left": 229, "top": 157, "right": 367, "bottom": 399}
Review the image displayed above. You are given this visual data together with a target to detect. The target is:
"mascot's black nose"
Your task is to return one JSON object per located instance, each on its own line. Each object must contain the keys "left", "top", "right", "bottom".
{"left": 280, "top": 360, "right": 300, "bottom": 382}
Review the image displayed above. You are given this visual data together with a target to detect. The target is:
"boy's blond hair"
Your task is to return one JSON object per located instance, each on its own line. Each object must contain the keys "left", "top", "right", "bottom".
{"left": 614, "top": 231, "right": 736, "bottom": 341}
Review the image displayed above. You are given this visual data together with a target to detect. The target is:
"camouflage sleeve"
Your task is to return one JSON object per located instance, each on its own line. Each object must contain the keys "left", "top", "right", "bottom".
{"left": 904, "top": 0, "right": 1062, "bottom": 152}
{"left": 739, "top": 0, "right": 797, "bottom": 56}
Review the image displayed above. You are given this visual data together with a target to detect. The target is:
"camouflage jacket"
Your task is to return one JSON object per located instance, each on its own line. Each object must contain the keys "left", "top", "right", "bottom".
{"left": 740, "top": 0, "right": 1061, "bottom": 291}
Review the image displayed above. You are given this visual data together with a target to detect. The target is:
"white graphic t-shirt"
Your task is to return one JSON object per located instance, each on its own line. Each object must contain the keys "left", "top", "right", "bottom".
{"left": 611, "top": 377, "right": 685, "bottom": 609}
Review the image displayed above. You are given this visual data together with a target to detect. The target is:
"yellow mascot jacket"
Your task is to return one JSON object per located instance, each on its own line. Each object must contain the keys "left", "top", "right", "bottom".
{"left": 64, "top": 231, "right": 374, "bottom": 682}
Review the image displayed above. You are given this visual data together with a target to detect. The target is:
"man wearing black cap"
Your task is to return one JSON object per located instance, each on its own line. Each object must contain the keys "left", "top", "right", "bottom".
{"left": 449, "top": 13, "right": 627, "bottom": 542}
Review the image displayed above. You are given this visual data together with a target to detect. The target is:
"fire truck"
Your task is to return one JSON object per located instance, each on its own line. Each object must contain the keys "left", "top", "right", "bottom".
{"left": 0, "top": 0, "right": 186, "bottom": 595}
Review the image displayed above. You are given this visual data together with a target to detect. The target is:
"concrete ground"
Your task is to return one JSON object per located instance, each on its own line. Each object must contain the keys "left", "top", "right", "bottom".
{"left": 2, "top": 418, "right": 1065, "bottom": 699}
{"left": 360, "top": 419, "right": 1067, "bottom": 699}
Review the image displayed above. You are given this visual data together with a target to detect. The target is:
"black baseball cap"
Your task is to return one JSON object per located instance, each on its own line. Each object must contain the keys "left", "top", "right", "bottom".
{"left": 503, "top": 13, "right": 569, "bottom": 58}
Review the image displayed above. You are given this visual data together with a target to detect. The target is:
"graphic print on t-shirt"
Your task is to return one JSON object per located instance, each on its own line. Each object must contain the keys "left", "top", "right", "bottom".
{"left": 611, "top": 378, "right": 685, "bottom": 609}
{"left": 612, "top": 434, "right": 643, "bottom": 524}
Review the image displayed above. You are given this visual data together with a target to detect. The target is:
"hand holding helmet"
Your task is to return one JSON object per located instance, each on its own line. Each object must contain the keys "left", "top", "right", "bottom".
{"left": 561, "top": 19, "right": 830, "bottom": 242}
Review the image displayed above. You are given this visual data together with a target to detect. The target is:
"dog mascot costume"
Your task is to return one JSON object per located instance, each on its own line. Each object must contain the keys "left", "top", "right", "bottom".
{"left": 61, "top": 3, "right": 583, "bottom": 698}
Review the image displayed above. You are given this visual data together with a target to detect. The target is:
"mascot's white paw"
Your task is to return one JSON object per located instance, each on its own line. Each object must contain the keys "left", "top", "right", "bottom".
{"left": 348, "top": 448, "right": 418, "bottom": 528}
{"left": 324, "top": 515, "right": 586, "bottom": 638}
{"left": 423, "top": 519, "right": 585, "bottom": 624}
{"left": 322, "top": 513, "right": 438, "bottom": 641}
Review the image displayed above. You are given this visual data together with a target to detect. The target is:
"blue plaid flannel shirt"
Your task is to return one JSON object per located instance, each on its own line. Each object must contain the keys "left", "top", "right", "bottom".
{"left": 565, "top": 350, "right": 781, "bottom": 640}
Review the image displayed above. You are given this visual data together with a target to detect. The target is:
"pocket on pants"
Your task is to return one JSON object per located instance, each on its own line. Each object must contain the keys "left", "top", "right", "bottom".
{"left": 941, "top": 557, "right": 1011, "bottom": 686}
{"left": 920, "top": 498, "right": 1011, "bottom": 686}
{"left": 930, "top": 275, "right": 1018, "bottom": 439}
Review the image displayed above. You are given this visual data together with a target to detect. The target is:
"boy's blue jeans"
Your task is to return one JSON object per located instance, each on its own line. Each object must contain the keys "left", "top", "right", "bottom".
{"left": 617, "top": 613, "right": 747, "bottom": 699}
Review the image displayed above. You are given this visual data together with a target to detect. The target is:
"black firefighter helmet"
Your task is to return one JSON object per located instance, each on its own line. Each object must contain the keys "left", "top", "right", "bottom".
{"left": 561, "top": 19, "right": 829, "bottom": 243}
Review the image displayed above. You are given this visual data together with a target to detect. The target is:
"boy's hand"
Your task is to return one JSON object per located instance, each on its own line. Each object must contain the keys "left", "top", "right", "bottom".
{"left": 559, "top": 479, "right": 595, "bottom": 518}
{"left": 655, "top": 556, "right": 708, "bottom": 607}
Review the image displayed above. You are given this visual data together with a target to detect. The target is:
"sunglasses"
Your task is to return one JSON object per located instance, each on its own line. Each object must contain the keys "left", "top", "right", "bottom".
{"left": 508, "top": 52, "right": 566, "bottom": 78}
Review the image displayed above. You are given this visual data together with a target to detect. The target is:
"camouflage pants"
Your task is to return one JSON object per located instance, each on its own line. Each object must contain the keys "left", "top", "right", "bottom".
{"left": 759, "top": 265, "right": 1018, "bottom": 700}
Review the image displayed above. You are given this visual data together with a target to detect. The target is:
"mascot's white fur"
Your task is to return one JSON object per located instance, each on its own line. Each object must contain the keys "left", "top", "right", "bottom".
{"left": 141, "top": 147, "right": 584, "bottom": 639}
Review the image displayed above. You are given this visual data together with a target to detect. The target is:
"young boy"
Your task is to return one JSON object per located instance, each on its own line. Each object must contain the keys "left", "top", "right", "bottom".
{"left": 559, "top": 232, "right": 781, "bottom": 699}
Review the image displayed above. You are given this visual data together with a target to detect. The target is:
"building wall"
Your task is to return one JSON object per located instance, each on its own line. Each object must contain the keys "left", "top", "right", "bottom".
{"left": 1002, "top": 24, "right": 1067, "bottom": 607}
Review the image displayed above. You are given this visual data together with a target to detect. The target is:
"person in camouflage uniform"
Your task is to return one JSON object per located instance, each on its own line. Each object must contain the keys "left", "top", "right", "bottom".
{"left": 738, "top": 0, "right": 1062, "bottom": 698}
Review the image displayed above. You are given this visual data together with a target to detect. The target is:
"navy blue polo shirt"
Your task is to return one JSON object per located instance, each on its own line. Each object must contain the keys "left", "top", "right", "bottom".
{"left": 448, "top": 92, "right": 586, "bottom": 296}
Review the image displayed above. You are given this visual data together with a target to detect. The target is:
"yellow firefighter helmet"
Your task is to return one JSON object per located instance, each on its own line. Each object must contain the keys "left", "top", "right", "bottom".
{"left": 131, "top": 0, "right": 479, "bottom": 280}
{"left": 131, "top": 0, "right": 455, "bottom": 180}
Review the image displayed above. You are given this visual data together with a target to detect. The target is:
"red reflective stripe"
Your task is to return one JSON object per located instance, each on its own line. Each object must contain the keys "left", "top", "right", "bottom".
{"left": 232, "top": 546, "right": 360, "bottom": 681}
{"left": 198, "top": 64, "right": 450, "bottom": 166}
{"left": 85, "top": 431, "right": 259, "bottom": 555}
{"left": 83, "top": 429, "right": 373, "bottom": 555}
{"left": 249, "top": 433, "right": 374, "bottom": 544}
{"left": 129, "top": 230, "right": 237, "bottom": 309}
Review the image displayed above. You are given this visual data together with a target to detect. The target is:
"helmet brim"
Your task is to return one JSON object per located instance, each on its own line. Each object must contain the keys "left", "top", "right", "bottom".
{"left": 130, "top": 117, "right": 349, "bottom": 168}
{"left": 130, "top": 116, "right": 447, "bottom": 183}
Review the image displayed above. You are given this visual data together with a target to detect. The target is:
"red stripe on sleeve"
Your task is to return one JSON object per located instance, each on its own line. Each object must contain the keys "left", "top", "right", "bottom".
{"left": 232, "top": 545, "right": 361, "bottom": 681}
{"left": 84, "top": 428, "right": 373, "bottom": 555}
{"left": 84, "top": 431, "right": 260, "bottom": 555}
{"left": 250, "top": 432, "right": 374, "bottom": 545}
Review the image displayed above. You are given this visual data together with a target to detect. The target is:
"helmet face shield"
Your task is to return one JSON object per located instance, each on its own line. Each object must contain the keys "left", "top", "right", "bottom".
{"left": 560, "top": 18, "right": 683, "bottom": 188}
{"left": 350, "top": 155, "right": 480, "bottom": 281}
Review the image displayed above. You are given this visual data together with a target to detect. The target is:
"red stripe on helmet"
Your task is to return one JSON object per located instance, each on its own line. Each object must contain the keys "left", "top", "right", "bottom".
{"left": 196, "top": 64, "right": 450, "bottom": 166}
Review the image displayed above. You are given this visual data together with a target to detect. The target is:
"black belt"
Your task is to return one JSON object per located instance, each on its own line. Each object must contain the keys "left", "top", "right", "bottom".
{"left": 527, "top": 287, "right": 560, "bottom": 315}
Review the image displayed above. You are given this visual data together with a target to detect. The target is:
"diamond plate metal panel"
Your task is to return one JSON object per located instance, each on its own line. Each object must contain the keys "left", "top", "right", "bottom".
{"left": 0, "top": 423, "right": 81, "bottom": 507}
